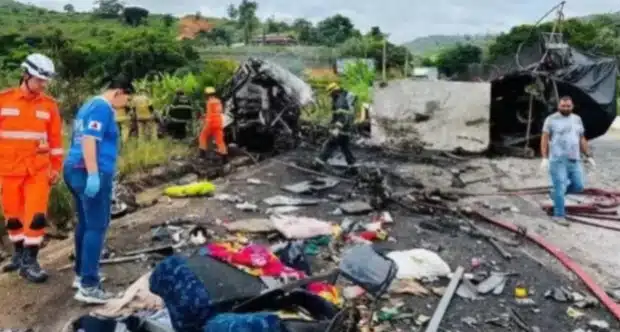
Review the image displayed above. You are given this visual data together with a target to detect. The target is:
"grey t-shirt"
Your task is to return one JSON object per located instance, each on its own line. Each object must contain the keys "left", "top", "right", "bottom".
{"left": 542, "top": 112, "right": 584, "bottom": 160}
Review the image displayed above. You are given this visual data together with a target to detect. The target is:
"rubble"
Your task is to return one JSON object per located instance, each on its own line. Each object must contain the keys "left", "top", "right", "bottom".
{"left": 33, "top": 99, "right": 620, "bottom": 332}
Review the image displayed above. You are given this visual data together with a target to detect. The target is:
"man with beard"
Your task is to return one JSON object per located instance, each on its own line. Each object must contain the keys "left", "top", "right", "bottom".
{"left": 540, "top": 96, "right": 595, "bottom": 226}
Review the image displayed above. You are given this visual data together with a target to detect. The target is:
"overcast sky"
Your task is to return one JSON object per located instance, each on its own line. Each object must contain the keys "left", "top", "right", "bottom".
{"left": 22, "top": 0, "right": 619, "bottom": 43}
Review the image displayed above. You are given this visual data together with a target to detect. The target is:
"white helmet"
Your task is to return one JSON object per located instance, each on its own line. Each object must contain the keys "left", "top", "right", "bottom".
{"left": 21, "top": 53, "right": 55, "bottom": 80}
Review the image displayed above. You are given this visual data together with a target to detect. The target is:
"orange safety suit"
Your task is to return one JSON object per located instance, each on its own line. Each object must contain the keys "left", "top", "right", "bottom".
{"left": 0, "top": 88, "right": 63, "bottom": 246}
{"left": 199, "top": 96, "right": 227, "bottom": 155}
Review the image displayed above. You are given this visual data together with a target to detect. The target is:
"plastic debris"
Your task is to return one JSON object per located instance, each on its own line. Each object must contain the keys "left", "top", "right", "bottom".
{"left": 164, "top": 181, "right": 216, "bottom": 197}
{"left": 235, "top": 202, "right": 259, "bottom": 211}
{"left": 386, "top": 249, "right": 451, "bottom": 280}
{"left": 270, "top": 215, "right": 333, "bottom": 239}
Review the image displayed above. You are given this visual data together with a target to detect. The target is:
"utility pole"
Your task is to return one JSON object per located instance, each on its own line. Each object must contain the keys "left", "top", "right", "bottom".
{"left": 382, "top": 37, "right": 387, "bottom": 82}
{"left": 404, "top": 51, "right": 409, "bottom": 77}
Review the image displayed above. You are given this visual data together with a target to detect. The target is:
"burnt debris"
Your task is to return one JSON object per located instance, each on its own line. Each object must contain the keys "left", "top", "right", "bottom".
{"left": 220, "top": 58, "right": 313, "bottom": 153}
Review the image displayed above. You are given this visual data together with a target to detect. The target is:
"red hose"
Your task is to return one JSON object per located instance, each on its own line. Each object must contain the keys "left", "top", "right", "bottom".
{"left": 565, "top": 215, "right": 620, "bottom": 232}
{"left": 473, "top": 209, "right": 620, "bottom": 320}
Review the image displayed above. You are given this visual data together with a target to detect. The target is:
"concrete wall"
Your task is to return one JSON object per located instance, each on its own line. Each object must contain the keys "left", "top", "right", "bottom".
{"left": 370, "top": 79, "right": 491, "bottom": 153}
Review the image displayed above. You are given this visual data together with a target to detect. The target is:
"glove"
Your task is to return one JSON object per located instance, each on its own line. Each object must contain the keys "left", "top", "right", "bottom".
{"left": 85, "top": 173, "right": 101, "bottom": 198}
{"left": 330, "top": 128, "right": 340, "bottom": 137}
{"left": 49, "top": 170, "right": 59, "bottom": 185}
{"left": 586, "top": 157, "right": 596, "bottom": 168}
{"left": 540, "top": 158, "right": 549, "bottom": 171}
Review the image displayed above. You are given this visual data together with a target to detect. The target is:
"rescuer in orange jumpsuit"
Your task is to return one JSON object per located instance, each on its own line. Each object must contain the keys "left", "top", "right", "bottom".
{"left": 0, "top": 53, "right": 62, "bottom": 283}
{"left": 199, "top": 87, "right": 228, "bottom": 163}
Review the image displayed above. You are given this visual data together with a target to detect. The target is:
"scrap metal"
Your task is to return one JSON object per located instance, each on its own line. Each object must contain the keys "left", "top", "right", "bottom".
{"left": 220, "top": 57, "right": 313, "bottom": 152}
{"left": 424, "top": 266, "right": 465, "bottom": 332}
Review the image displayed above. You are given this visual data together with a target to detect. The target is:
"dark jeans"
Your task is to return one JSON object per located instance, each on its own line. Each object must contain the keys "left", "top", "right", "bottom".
{"left": 166, "top": 122, "right": 188, "bottom": 140}
{"left": 63, "top": 167, "right": 114, "bottom": 288}
{"left": 319, "top": 135, "right": 356, "bottom": 165}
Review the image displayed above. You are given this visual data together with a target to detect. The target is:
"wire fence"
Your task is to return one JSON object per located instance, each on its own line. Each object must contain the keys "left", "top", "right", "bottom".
{"left": 199, "top": 45, "right": 340, "bottom": 76}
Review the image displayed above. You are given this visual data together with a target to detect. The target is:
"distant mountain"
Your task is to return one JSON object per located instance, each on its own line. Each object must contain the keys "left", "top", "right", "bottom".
{"left": 403, "top": 34, "right": 495, "bottom": 55}
{"left": 403, "top": 11, "right": 620, "bottom": 56}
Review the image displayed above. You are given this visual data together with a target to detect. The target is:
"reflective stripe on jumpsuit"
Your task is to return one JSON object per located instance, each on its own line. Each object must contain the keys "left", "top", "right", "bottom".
{"left": 0, "top": 88, "right": 63, "bottom": 283}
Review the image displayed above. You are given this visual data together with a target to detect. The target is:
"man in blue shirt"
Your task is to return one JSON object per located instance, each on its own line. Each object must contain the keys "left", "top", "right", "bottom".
{"left": 540, "top": 96, "right": 595, "bottom": 226}
{"left": 63, "top": 76, "right": 133, "bottom": 304}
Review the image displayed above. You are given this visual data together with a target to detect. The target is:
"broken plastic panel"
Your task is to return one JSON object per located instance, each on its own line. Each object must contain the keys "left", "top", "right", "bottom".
{"left": 338, "top": 245, "right": 398, "bottom": 297}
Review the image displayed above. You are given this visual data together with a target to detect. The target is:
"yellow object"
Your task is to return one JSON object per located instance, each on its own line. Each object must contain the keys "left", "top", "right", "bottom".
{"left": 204, "top": 86, "right": 216, "bottom": 94}
{"left": 325, "top": 82, "right": 339, "bottom": 93}
{"left": 514, "top": 285, "right": 528, "bottom": 298}
{"left": 319, "top": 290, "right": 342, "bottom": 307}
{"left": 375, "top": 229, "right": 388, "bottom": 240}
{"left": 131, "top": 94, "right": 153, "bottom": 120}
{"left": 164, "top": 181, "right": 216, "bottom": 197}
{"left": 331, "top": 225, "right": 342, "bottom": 238}
{"left": 356, "top": 103, "right": 369, "bottom": 123}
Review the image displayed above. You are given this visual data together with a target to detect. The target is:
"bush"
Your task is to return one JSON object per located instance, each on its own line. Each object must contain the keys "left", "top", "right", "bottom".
{"left": 340, "top": 60, "right": 375, "bottom": 104}
{"left": 134, "top": 60, "right": 238, "bottom": 112}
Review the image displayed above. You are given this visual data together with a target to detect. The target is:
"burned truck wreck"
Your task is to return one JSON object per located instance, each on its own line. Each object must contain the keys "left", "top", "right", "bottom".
{"left": 489, "top": 38, "right": 618, "bottom": 154}
{"left": 219, "top": 58, "right": 313, "bottom": 153}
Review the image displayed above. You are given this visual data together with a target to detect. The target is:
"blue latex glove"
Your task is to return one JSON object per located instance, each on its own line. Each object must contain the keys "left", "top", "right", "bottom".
{"left": 84, "top": 173, "right": 101, "bottom": 198}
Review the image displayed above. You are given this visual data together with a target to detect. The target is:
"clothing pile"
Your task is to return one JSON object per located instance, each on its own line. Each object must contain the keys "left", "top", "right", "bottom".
{"left": 149, "top": 255, "right": 286, "bottom": 332}
{"left": 204, "top": 242, "right": 340, "bottom": 305}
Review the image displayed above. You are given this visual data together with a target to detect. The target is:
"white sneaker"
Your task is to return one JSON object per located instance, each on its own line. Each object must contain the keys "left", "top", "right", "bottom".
{"left": 72, "top": 274, "right": 107, "bottom": 289}
{"left": 552, "top": 216, "right": 570, "bottom": 227}
{"left": 74, "top": 286, "right": 114, "bottom": 304}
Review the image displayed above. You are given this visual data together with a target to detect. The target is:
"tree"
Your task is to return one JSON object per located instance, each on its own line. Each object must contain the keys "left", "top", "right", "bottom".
{"left": 162, "top": 14, "right": 174, "bottom": 27}
{"left": 265, "top": 16, "right": 289, "bottom": 33}
{"left": 93, "top": 0, "right": 123, "bottom": 18}
{"left": 368, "top": 26, "right": 383, "bottom": 39}
{"left": 434, "top": 43, "right": 482, "bottom": 77}
{"left": 339, "top": 36, "right": 412, "bottom": 70}
{"left": 486, "top": 18, "right": 614, "bottom": 63}
{"left": 293, "top": 18, "right": 318, "bottom": 44}
{"left": 236, "top": 0, "right": 258, "bottom": 44}
{"left": 317, "top": 14, "right": 358, "bottom": 46}
{"left": 227, "top": 4, "right": 238, "bottom": 20}
{"left": 123, "top": 6, "right": 148, "bottom": 27}
{"left": 63, "top": 3, "right": 74, "bottom": 13}
{"left": 201, "top": 26, "right": 233, "bottom": 46}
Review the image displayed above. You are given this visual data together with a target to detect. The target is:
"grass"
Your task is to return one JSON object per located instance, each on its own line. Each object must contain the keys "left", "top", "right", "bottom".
{"left": 0, "top": 136, "right": 191, "bottom": 230}
{"left": 117, "top": 137, "right": 191, "bottom": 176}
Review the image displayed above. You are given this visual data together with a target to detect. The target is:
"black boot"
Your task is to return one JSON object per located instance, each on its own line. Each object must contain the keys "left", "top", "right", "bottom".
{"left": 218, "top": 153, "right": 229, "bottom": 165}
{"left": 2, "top": 241, "right": 24, "bottom": 273}
{"left": 19, "top": 246, "right": 48, "bottom": 283}
{"left": 199, "top": 149, "right": 208, "bottom": 159}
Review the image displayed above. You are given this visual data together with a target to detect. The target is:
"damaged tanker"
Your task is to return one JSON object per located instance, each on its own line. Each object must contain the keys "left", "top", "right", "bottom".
{"left": 371, "top": 33, "right": 618, "bottom": 156}
{"left": 489, "top": 37, "right": 618, "bottom": 155}
{"left": 219, "top": 58, "right": 314, "bottom": 153}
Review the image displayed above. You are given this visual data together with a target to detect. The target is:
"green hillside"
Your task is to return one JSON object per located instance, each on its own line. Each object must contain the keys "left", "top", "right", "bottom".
{"left": 403, "top": 34, "right": 495, "bottom": 55}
